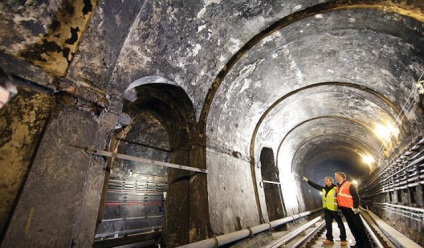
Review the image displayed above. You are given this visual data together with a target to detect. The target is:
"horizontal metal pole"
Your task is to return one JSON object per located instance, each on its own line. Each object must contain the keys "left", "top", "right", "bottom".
{"left": 102, "top": 216, "right": 163, "bottom": 222}
{"left": 109, "top": 182, "right": 167, "bottom": 187}
{"left": 109, "top": 179, "right": 167, "bottom": 184}
{"left": 86, "top": 148, "right": 207, "bottom": 173}
{"left": 95, "top": 226, "right": 162, "bottom": 239}
{"left": 262, "top": 180, "right": 281, "bottom": 185}
{"left": 109, "top": 187, "right": 166, "bottom": 192}
{"left": 107, "top": 191, "right": 163, "bottom": 196}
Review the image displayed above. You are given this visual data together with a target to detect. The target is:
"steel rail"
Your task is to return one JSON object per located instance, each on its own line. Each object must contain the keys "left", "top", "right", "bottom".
{"left": 360, "top": 214, "right": 385, "bottom": 248}
{"left": 265, "top": 216, "right": 322, "bottom": 248}
{"left": 360, "top": 208, "right": 421, "bottom": 248}
{"left": 290, "top": 219, "right": 325, "bottom": 248}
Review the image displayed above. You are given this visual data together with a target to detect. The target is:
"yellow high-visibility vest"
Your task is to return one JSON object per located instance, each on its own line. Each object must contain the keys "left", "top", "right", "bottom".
{"left": 322, "top": 187, "right": 338, "bottom": 211}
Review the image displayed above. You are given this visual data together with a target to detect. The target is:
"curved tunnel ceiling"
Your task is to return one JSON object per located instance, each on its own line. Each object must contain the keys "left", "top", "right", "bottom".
{"left": 290, "top": 135, "right": 373, "bottom": 176}
{"left": 277, "top": 116, "right": 383, "bottom": 156}
{"left": 276, "top": 117, "right": 382, "bottom": 176}
{"left": 205, "top": 6, "right": 424, "bottom": 179}
{"left": 255, "top": 84, "right": 399, "bottom": 150}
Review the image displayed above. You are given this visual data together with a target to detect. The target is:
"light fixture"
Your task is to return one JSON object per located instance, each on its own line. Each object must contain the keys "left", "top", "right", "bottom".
{"left": 386, "top": 121, "right": 400, "bottom": 139}
{"left": 374, "top": 123, "right": 392, "bottom": 142}
{"left": 360, "top": 152, "right": 375, "bottom": 171}
{"left": 361, "top": 153, "right": 375, "bottom": 165}
{"left": 373, "top": 121, "right": 400, "bottom": 150}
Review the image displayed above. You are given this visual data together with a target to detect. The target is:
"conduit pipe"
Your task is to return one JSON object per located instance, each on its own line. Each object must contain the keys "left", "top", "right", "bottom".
{"left": 178, "top": 208, "right": 322, "bottom": 248}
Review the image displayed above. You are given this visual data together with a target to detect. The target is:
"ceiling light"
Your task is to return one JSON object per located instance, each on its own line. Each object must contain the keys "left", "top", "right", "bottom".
{"left": 374, "top": 123, "right": 391, "bottom": 141}
{"left": 361, "top": 153, "right": 375, "bottom": 165}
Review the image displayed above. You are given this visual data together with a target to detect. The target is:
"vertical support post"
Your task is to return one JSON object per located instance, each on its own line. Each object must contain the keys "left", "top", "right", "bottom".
{"left": 1, "top": 104, "right": 119, "bottom": 248}
{"left": 188, "top": 144, "right": 211, "bottom": 243}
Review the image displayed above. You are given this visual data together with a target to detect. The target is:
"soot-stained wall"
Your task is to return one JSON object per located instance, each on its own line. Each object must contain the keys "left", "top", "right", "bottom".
{"left": 0, "top": 89, "right": 54, "bottom": 239}
{"left": 1, "top": 103, "right": 119, "bottom": 248}
{"left": 1, "top": 0, "right": 424, "bottom": 246}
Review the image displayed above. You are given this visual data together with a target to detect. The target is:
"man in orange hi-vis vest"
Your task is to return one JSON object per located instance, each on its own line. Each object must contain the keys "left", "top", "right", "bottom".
{"left": 335, "top": 172, "right": 371, "bottom": 248}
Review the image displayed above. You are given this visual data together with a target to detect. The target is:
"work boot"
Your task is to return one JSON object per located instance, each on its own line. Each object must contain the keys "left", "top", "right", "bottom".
{"left": 340, "top": 241, "right": 348, "bottom": 246}
{"left": 323, "top": 240, "right": 334, "bottom": 245}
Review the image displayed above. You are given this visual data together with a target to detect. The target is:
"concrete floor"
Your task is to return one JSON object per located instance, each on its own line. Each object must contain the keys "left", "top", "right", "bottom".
{"left": 311, "top": 221, "right": 357, "bottom": 248}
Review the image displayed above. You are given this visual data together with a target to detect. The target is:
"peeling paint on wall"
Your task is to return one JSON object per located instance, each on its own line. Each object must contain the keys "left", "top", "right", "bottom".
{"left": 1, "top": 0, "right": 97, "bottom": 77}
{"left": 0, "top": 89, "right": 55, "bottom": 237}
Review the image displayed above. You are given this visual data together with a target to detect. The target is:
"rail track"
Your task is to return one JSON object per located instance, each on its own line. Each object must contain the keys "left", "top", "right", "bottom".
{"left": 265, "top": 208, "right": 420, "bottom": 248}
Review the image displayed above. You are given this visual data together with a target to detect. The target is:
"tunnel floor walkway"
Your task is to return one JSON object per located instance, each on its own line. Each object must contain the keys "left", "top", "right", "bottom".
{"left": 309, "top": 221, "right": 356, "bottom": 248}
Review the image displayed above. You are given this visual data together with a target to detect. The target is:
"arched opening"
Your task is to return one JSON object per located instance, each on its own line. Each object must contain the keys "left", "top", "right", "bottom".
{"left": 259, "top": 147, "right": 286, "bottom": 222}
{"left": 95, "top": 82, "right": 198, "bottom": 247}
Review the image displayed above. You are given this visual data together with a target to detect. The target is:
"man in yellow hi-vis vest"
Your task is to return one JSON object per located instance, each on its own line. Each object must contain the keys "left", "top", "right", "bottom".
{"left": 303, "top": 176, "right": 347, "bottom": 246}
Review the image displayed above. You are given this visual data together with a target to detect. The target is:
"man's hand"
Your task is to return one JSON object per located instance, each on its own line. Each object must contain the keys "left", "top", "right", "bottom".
{"left": 303, "top": 176, "right": 308, "bottom": 182}
{"left": 352, "top": 208, "right": 360, "bottom": 214}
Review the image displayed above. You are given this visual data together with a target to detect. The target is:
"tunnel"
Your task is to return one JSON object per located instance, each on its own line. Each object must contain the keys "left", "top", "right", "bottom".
{"left": 0, "top": 1, "right": 423, "bottom": 248}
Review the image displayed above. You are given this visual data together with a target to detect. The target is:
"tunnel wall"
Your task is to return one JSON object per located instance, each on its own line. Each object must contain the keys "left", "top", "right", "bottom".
{"left": 1, "top": 0, "right": 424, "bottom": 246}
{"left": 1, "top": 103, "right": 119, "bottom": 248}
{"left": 206, "top": 149, "right": 260, "bottom": 234}
{"left": 362, "top": 134, "right": 424, "bottom": 246}
{"left": 0, "top": 89, "right": 55, "bottom": 240}
{"left": 370, "top": 197, "right": 424, "bottom": 246}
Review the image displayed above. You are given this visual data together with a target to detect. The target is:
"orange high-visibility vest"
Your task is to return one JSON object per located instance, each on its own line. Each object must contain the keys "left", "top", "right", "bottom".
{"left": 337, "top": 181, "right": 353, "bottom": 208}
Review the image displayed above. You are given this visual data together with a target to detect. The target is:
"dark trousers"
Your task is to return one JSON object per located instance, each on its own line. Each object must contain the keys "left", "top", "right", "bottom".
{"left": 340, "top": 207, "right": 371, "bottom": 247}
{"left": 324, "top": 209, "right": 346, "bottom": 241}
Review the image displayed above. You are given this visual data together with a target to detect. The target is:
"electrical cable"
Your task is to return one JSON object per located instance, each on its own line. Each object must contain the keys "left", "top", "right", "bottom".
{"left": 375, "top": 69, "right": 424, "bottom": 163}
